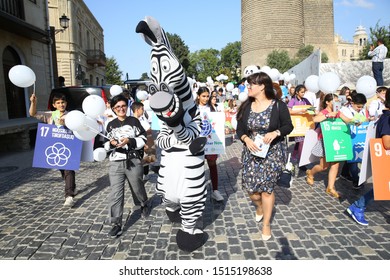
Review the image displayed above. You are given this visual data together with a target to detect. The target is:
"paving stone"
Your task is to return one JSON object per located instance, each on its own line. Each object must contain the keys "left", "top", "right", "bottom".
{"left": 0, "top": 141, "right": 389, "bottom": 260}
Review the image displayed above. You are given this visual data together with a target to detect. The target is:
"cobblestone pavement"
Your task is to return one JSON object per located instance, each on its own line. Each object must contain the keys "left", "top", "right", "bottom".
{"left": 0, "top": 138, "right": 389, "bottom": 260}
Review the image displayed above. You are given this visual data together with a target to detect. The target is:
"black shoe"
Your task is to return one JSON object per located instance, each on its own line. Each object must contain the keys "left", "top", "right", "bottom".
{"left": 141, "top": 205, "right": 151, "bottom": 218}
{"left": 108, "top": 224, "right": 122, "bottom": 238}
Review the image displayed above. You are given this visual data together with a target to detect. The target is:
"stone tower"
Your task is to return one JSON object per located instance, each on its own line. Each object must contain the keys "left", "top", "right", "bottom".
{"left": 241, "top": 0, "right": 337, "bottom": 68}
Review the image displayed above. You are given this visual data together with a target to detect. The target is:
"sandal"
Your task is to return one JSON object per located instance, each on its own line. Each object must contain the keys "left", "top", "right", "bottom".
{"left": 326, "top": 186, "right": 340, "bottom": 198}
{"left": 306, "top": 170, "right": 314, "bottom": 186}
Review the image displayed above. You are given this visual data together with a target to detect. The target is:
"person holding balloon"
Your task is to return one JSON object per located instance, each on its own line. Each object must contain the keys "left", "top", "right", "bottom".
{"left": 104, "top": 94, "right": 150, "bottom": 238}
{"left": 29, "top": 93, "right": 77, "bottom": 207}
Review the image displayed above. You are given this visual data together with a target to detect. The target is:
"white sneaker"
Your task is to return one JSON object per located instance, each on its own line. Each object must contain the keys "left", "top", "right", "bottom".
{"left": 63, "top": 196, "right": 75, "bottom": 207}
{"left": 211, "top": 190, "right": 224, "bottom": 201}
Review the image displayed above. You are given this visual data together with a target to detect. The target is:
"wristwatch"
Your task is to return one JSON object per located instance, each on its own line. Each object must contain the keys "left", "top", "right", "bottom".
{"left": 275, "top": 130, "right": 281, "bottom": 136}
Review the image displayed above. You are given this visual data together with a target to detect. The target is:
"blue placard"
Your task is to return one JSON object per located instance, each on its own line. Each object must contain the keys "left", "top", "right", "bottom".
{"left": 33, "top": 123, "right": 83, "bottom": 170}
{"left": 348, "top": 121, "right": 369, "bottom": 163}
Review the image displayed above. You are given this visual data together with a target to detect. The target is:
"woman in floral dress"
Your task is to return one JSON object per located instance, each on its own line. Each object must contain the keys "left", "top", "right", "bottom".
{"left": 236, "top": 72, "right": 293, "bottom": 241}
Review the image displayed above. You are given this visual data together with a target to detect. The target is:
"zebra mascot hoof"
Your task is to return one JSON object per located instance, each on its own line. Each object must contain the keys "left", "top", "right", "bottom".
{"left": 176, "top": 229, "right": 208, "bottom": 252}
{"left": 165, "top": 208, "right": 181, "bottom": 223}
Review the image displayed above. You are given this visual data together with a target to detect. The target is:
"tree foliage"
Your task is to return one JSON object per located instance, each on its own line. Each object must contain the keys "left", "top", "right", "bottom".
{"left": 166, "top": 32, "right": 190, "bottom": 71}
{"left": 105, "top": 56, "right": 123, "bottom": 85}
{"left": 188, "top": 48, "right": 220, "bottom": 82}
{"left": 220, "top": 41, "right": 241, "bottom": 82}
{"left": 140, "top": 72, "right": 150, "bottom": 80}
{"left": 266, "top": 49, "right": 292, "bottom": 73}
{"left": 359, "top": 22, "right": 390, "bottom": 60}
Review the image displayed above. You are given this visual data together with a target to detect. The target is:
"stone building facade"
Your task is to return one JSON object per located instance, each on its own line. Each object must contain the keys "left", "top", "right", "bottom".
{"left": 335, "top": 25, "right": 368, "bottom": 62}
{"left": 241, "top": 0, "right": 337, "bottom": 68}
{"left": 49, "top": 0, "right": 106, "bottom": 86}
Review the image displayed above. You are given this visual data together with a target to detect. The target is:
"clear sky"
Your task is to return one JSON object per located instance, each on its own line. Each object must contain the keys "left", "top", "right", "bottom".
{"left": 83, "top": 0, "right": 390, "bottom": 80}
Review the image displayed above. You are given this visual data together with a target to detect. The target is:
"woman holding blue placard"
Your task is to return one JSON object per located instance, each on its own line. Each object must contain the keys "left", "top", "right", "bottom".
{"left": 305, "top": 94, "right": 351, "bottom": 198}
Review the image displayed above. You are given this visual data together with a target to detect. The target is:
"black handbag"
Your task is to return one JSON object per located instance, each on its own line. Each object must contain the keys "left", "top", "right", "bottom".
{"left": 277, "top": 138, "right": 294, "bottom": 188}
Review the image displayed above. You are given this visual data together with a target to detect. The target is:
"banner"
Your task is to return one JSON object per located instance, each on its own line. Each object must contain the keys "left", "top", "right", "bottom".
{"left": 358, "top": 121, "right": 376, "bottom": 186}
{"left": 370, "top": 138, "right": 390, "bottom": 200}
{"left": 321, "top": 118, "right": 353, "bottom": 162}
{"left": 347, "top": 122, "right": 369, "bottom": 163}
{"left": 299, "top": 129, "right": 319, "bottom": 166}
{"left": 200, "top": 112, "right": 225, "bottom": 155}
{"left": 33, "top": 123, "right": 82, "bottom": 170}
{"left": 289, "top": 114, "right": 315, "bottom": 137}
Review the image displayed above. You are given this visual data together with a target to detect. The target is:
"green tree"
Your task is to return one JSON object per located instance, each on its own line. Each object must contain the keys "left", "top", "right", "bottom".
{"left": 295, "top": 45, "right": 314, "bottom": 61}
{"left": 266, "top": 49, "right": 292, "bottom": 73}
{"left": 359, "top": 22, "right": 390, "bottom": 60}
{"left": 188, "top": 48, "right": 220, "bottom": 82}
{"left": 220, "top": 41, "right": 241, "bottom": 82}
{"left": 105, "top": 56, "right": 123, "bottom": 85}
{"left": 167, "top": 32, "right": 190, "bottom": 71}
{"left": 321, "top": 52, "right": 329, "bottom": 63}
{"left": 140, "top": 72, "right": 150, "bottom": 80}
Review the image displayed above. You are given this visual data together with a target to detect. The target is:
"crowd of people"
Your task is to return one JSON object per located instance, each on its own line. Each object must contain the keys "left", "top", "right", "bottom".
{"left": 29, "top": 70, "right": 389, "bottom": 244}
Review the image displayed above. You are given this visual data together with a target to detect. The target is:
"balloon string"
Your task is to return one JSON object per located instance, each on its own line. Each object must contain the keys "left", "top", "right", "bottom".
{"left": 84, "top": 125, "right": 110, "bottom": 140}
{"left": 33, "top": 83, "right": 35, "bottom": 95}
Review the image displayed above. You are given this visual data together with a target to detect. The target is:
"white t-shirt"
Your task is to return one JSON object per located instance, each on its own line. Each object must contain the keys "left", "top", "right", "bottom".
{"left": 303, "top": 91, "right": 316, "bottom": 106}
{"left": 368, "top": 99, "right": 385, "bottom": 118}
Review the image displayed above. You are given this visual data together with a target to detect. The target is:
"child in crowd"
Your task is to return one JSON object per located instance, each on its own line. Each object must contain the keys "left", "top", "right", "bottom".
{"left": 339, "top": 93, "right": 369, "bottom": 189}
{"left": 29, "top": 93, "right": 77, "bottom": 207}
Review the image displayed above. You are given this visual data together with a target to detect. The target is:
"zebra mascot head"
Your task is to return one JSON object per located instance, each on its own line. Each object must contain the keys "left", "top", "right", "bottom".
{"left": 136, "top": 16, "right": 207, "bottom": 252}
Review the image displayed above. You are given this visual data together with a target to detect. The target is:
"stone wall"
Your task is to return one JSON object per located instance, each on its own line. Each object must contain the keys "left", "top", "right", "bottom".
{"left": 241, "top": 0, "right": 336, "bottom": 67}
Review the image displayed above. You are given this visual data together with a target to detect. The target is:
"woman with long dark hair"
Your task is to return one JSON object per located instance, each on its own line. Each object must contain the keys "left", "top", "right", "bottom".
{"left": 236, "top": 72, "right": 293, "bottom": 240}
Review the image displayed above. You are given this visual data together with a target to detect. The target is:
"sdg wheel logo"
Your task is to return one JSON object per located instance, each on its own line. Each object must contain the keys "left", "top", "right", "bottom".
{"left": 45, "top": 142, "right": 72, "bottom": 167}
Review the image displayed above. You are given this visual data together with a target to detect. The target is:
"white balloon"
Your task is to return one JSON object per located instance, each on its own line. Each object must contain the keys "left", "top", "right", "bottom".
{"left": 73, "top": 129, "right": 97, "bottom": 141}
{"left": 136, "top": 90, "right": 148, "bottom": 101}
{"left": 143, "top": 99, "right": 151, "bottom": 112}
{"left": 93, "top": 147, "right": 107, "bottom": 161}
{"left": 64, "top": 110, "right": 86, "bottom": 131}
{"left": 289, "top": 73, "right": 296, "bottom": 80}
{"left": 356, "top": 75, "right": 377, "bottom": 99}
{"left": 84, "top": 115, "right": 100, "bottom": 133}
{"left": 110, "top": 85, "right": 123, "bottom": 96}
{"left": 269, "top": 68, "right": 280, "bottom": 82}
{"left": 305, "top": 75, "right": 320, "bottom": 93}
{"left": 8, "top": 65, "right": 36, "bottom": 88}
{"left": 318, "top": 72, "right": 340, "bottom": 94}
{"left": 284, "top": 73, "right": 291, "bottom": 82}
{"left": 260, "top": 66, "right": 271, "bottom": 72}
{"left": 239, "top": 92, "right": 248, "bottom": 102}
{"left": 82, "top": 95, "right": 106, "bottom": 118}
{"left": 226, "top": 82, "right": 234, "bottom": 91}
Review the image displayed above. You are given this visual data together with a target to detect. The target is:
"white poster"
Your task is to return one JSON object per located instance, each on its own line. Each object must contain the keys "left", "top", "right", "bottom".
{"left": 200, "top": 112, "right": 225, "bottom": 155}
{"left": 358, "top": 121, "right": 376, "bottom": 186}
{"left": 299, "top": 129, "right": 320, "bottom": 167}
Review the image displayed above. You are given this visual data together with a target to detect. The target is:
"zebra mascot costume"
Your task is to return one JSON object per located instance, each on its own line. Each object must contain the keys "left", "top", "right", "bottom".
{"left": 136, "top": 16, "right": 208, "bottom": 252}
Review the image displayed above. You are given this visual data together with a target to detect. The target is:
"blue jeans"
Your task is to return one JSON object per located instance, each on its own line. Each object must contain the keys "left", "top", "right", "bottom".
{"left": 353, "top": 188, "right": 374, "bottom": 210}
{"left": 372, "top": 62, "right": 384, "bottom": 86}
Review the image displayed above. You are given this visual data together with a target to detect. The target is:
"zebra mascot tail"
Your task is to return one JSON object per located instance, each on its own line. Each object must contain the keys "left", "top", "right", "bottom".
{"left": 136, "top": 16, "right": 207, "bottom": 252}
